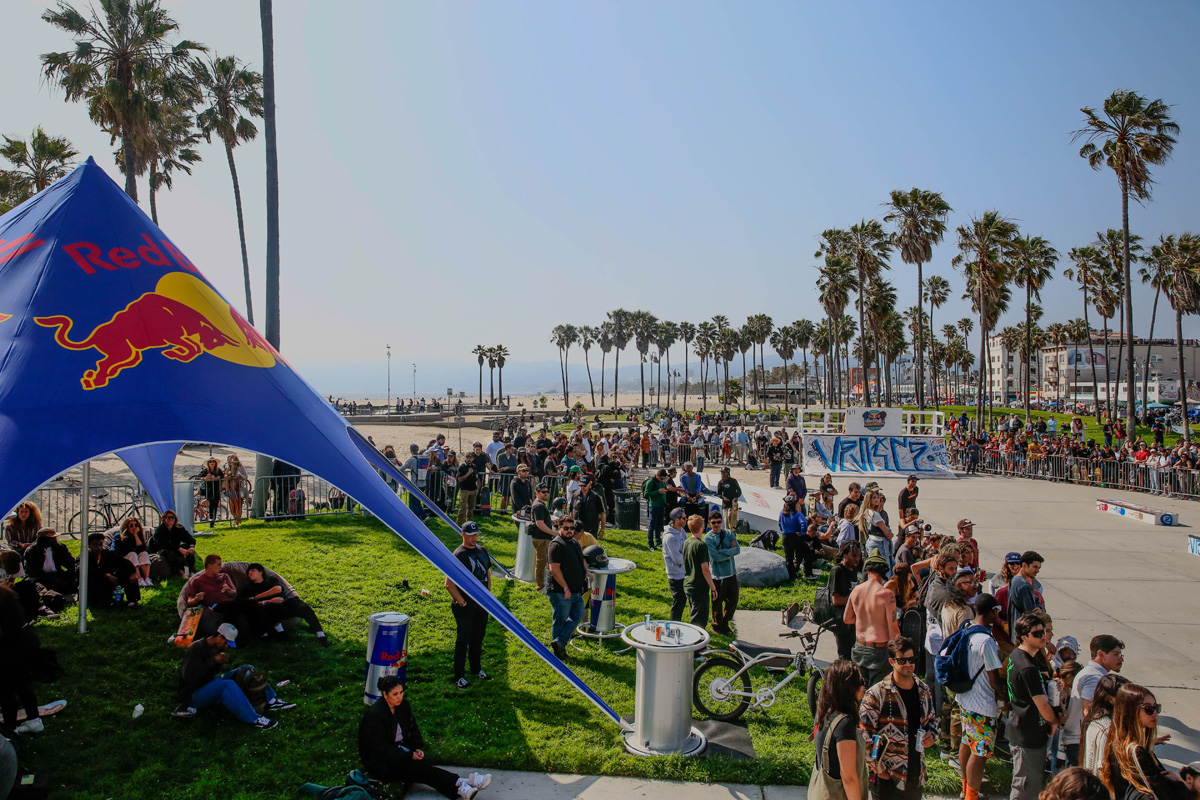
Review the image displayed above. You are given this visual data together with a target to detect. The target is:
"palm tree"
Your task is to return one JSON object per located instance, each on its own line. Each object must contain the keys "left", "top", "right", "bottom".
{"left": 1044, "top": 322, "right": 1068, "bottom": 405}
{"left": 1159, "top": 234, "right": 1200, "bottom": 439}
{"left": 791, "top": 319, "right": 815, "bottom": 408}
{"left": 607, "top": 309, "right": 632, "bottom": 411}
{"left": 632, "top": 311, "right": 659, "bottom": 407}
{"left": 0, "top": 127, "right": 78, "bottom": 201}
{"left": 658, "top": 321, "right": 679, "bottom": 409}
{"left": 41, "top": 0, "right": 203, "bottom": 202}
{"left": 738, "top": 324, "right": 753, "bottom": 410}
{"left": 718, "top": 327, "right": 739, "bottom": 411}
{"left": 486, "top": 347, "right": 498, "bottom": 405}
{"left": 596, "top": 323, "right": 614, "bottom": 408}
{"left": 472, "top": 345, "right": 487, "bottom": 404}
{"left": 880, "top": 312, "right": 907, "bottom": 405}
{"left": 553, "top": 324, "right": 579, "bottom": 407}
{"left": 885, "top": 188, "right": 953, "bottom": 410}
{"left": 865, "top": 279, "right": 897, "bottom": 405}
{"left": 260, "top": 0, "right": 280, "bottom": 349}
{"left": 953, "top": 211, "right": 1018, "bottom": 427}
{"left": 833, "top": 315, "right": 858, "bottom": 403}
{"left": 678, "top": 321, "right": 696, "bottom": 412}
{"left": 924, "top": 274, "right": 951, "bottom": 405}
{"left": 1140, "top": 241, "right": 1172, "bottom": 410}
{"left": 1064, "top": 318, "right": 1091, "bottom": 406}
{"left": 494, "top": 345, "right": 509, "bottom": 407}
{"left": 710, "top": 315, "right": 730, "bottom": 410}
{"left": 1073, "top": 89, "right": 1179, "bottom": 434}
{"left": 835, "top": 220, "right": 892, "bottom": 402}
{"left": 578, "top": 326, "right": 597, "bottom": 407}
{"left": 1009, "top": 235, "right": 1059, "bottom": 419}
{"left": 193, "top": 53, "right": 264, "bottom": 324}
{"left": 748, "top": 314, "right": 773, "bottom": 409}
{"left": 816, "top": 256, "right": 855, "bottom": 406}
{"left": 1064, "top": 246, "right": 1108, "bottom": 422}
{"left": 139, "top": 98, "right": 202, "bottom": 226}
{"left": 696, "top": 321, "right": 718, "bottom": 410}
{"left": 770, "top": 325, "right": 796, "bottom": 412}
{"left": 1096, "top": 229, "right": 1143, "bottom": 404}
{"left": 1092, "top": 265, "right": 1122, "bottom": 415}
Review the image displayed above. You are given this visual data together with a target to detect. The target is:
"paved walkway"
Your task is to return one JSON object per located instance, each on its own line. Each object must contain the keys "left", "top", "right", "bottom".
{"left": 401, "top": 770, "right": 805, "bottom": 799}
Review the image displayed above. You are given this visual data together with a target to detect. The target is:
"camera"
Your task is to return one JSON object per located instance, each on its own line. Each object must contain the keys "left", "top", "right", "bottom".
{"left": 922, "top": 523, "right": 932, "bottom": 532}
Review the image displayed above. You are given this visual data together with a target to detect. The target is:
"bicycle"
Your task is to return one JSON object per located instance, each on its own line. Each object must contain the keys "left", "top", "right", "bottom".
{"left": 68, "top": 488, "right": 161, "bottom": 536}
{"left": 193, "top": 483, "right": 232, "bottom": 526}
{"left": 692, "top": 605, "right": 832, "bottom": 722}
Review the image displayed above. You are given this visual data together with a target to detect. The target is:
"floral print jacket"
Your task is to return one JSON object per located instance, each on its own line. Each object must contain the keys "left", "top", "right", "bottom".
{"left": 859, "top": 675, "right": 939, "bottom": 790}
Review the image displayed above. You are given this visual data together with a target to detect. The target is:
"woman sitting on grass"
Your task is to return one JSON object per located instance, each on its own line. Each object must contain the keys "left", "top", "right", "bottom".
{"left": 358, "top": 676, "right": 492, "bottom": 799}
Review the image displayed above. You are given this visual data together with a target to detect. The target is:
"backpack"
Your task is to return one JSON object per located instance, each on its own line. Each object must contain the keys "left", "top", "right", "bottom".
{"left": 812, "top": 569, "right": 836, "bottom": 625}
{"left": 229, "top": 665, "right": 270, "bottom": 714}
{"left": 934, "top": 621, "right": 990, "bottom": 693}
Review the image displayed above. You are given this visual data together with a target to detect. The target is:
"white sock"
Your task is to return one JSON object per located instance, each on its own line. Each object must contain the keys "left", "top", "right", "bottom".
{"left": 316, "top": 631, "right": 326, "bottom": 638}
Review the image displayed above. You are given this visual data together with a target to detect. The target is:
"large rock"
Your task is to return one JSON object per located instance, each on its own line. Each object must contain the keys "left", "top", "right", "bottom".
{"left": 735, "top": 547, "right": 790, "bottom": 588}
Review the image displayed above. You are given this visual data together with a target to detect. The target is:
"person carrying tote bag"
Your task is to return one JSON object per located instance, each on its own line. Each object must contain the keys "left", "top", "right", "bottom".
{"left": 810, "top": 659, "right": 869, "bottom": 800}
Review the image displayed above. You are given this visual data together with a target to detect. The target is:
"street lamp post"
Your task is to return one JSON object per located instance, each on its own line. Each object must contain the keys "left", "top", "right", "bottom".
{"left": 412, "top": 363, "right": 416, "bottom": 403}
{"left": 386, "top": 345, "right": 391, "bottom": 416}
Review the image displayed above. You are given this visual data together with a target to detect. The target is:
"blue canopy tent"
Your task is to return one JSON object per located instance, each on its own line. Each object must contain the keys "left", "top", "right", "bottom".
{"left": 0, "top": 158, "right": 623, "bottom": 727}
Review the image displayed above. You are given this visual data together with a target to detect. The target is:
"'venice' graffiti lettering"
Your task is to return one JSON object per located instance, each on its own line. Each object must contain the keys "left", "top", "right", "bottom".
{"left": 804, "top": 435, "right": 954, "bottom": 477}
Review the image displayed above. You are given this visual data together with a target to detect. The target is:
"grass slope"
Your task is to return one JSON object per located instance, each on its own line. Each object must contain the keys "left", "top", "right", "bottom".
{"left": 27, "top": 515, "right": 996, "bottom": 798}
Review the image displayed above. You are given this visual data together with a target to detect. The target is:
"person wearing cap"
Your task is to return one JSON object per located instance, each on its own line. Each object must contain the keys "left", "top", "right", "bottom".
{"left": 785, "top": 464, "right": 807, "bottom": 505}
{"left": 843, "top": 551, "right": 899, "bottom": 687}
{"left": 495, "top": 442, "right": 518, "bottom": 512}
{"left": 704, "top": 509, "right": 740, "bottom": 635}
{"left": 22, "top": 528, "right": 78, "bottom": 599}
{"left": 953, "top": 594, "right": 1007, "bottom": 800}
{"left": 570, "top": 476, "right": 607, "bottom": 540}
{"left": 455, "top": 443, "right": 491, "bottom": 525}
{"left": 662, "top": 508, "right": 689, "bottom": 621}
{"left": 546, "top": 514, "right": 588, "bottom": 660}
{"left": 529, "top": 484, "right": 555, "bottom": 591}
{"left": 715, "top": 467, "right": 742, "bottom": 532}
{"left": 509, "top": 464, "right": 534, "bottom": 516}
{"left": 564, "top": 465, "right": 584, "bottom": 510}
{"left": 400, "top": 444, "right": 430, "bottom": 521}
{"left": 898, "top": 476, "right": 920, "bottom": 518}
{"left": 445, "top": 522, "right": 493, "bottom": 689}
{"left": 642, "top": 468, "right": 669, "bottom": 550}
{"left": 766, "top": 437, "right": 784, "bottom": 488}
{"left": 957, "top": 520, "right": 979, "bottom": 570}
{"left": 173, "top": 622, "right": 293, "bottom": 728}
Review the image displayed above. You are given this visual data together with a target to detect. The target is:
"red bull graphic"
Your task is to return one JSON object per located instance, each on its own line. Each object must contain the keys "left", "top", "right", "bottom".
{"left": 0, "top": 314, "right": 10, "bottom": 324}
{"left": 0, "top": 233, "right": 46, "bottom": 266}
{"left": 364, "top": 612, "right": 410, "bottom": 704}
{"left": 35, "top": 272, "right": 276, "bottom": 390}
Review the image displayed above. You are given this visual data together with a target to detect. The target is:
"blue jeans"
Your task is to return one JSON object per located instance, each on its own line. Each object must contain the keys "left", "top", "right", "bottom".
{"left": 190, "top": 668, "right": 276, "bottom": 724}
{"left": 695, "top": 455, "right": 705, "bottom": 473}
{"left": 407, "top": 487, "right": 428, "bottom": 520}
{"left": 866, "top": 536, "right": 894, "bottom": 573}
{"left": 769, "top": 462, "right": 782, "bottom": 487}
{"left": 647, "top": 505, "right": 664, "bottom": 546}
{"left": 548, "top": 591, "right": 584, "bottom": 646}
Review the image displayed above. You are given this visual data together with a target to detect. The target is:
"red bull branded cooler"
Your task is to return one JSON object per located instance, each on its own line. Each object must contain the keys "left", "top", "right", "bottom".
{"left": 364, "top": 611, "right": 409, "bottom": 704}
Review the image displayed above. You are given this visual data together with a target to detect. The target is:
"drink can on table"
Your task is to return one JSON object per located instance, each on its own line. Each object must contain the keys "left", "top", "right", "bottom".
{"left": 364, "top": 612, "right": 409, "bottom": 705}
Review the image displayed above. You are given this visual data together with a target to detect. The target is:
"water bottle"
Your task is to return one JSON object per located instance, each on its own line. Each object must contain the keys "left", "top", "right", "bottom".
{"left": 113, "top": 585, "right": 125, "bottom": 604}
{"left": 132, "top": 704, "right": 144, "bottom": 719}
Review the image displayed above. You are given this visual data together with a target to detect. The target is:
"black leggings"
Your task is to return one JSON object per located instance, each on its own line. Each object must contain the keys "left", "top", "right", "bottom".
{"left": 267, "top": 597, "right": 323, "bottom": 633}
{"left": 0, "top": 665, "right": 38, "bottom": 729}
{"left": 378, "top": 759, "right": 461, "bottom": 799}
{"left": 782, "top": 535, "right": 817, "bottom": 579}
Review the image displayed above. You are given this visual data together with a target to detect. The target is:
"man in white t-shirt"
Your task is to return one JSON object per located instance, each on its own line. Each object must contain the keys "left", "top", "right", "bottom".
{"left": 955, "top": 594, "right": 1007, "bottom": 800}
{"left": 1063, "top": 634, "right": 1124, "bottom": 766}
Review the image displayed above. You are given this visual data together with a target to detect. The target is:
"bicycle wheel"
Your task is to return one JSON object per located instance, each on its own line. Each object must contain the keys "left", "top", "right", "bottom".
{"left": 67, "top": 509, "right": 109, "bottom": 537}
{"left": 692, "top": 657, "right": 752, "bottom": 722}
{"left": 129, "top": 504, "right": 161, "bottom": 529}
{"left": 807, "top": 669, "right": 822, "bottom": 718}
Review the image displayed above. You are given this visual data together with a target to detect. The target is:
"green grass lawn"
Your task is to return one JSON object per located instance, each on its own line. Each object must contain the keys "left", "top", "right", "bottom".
{"left": 932, "top": 404, "right": 1197, "bottom": 447}
{"left": 28, "top": 515, "right": 999, "bottom": 798}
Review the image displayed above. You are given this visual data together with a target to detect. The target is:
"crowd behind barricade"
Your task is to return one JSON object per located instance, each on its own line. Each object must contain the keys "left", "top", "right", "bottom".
{"left": 802, "top": 470, "right": 1200, "bottom": 800}
{"left": 330, "top": 396, "right": 445, "bottom": 416}
{"left": 945, "top": 410, "right": 1200, "bottom": 500}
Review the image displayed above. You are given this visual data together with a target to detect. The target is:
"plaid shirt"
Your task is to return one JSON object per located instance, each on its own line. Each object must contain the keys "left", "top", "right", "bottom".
{"left": 859, "top": 675, "right": 938, "bottom": 790}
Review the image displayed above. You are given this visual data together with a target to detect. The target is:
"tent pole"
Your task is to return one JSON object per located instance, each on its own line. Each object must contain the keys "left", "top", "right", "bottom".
{"left": 78, "top": 461, "right": 90, "bottom": 635}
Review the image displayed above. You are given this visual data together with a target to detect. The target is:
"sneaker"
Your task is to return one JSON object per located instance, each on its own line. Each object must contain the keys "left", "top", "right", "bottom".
{"left": 267, "top": 699, "right": 297, "bottom": 711}
{"left": 253, "top": 717, "right": 279, "bottom": 730}
{"left": 458, "top": 782, "right": 479, "bottom": 800}
{"left": 476, "top": 670, "right": 491, "bottom": 681}
{"left": 469, "top": 772, "right": 493, "bottom": 790}
{"left": 171, "top": 705, "right": 197, "bottom": 719}
{"left": 940, "top": 749, "right": 955, "bottom": 761}
{"left": 14, "top": 717, "right": 44, "bottom": 734}
{"left": 317, "top": 635, "right": 330, "bottom": 648}
{"left": 551, "top": 641, "right": 568, "bottom": 660}
{"left": 38, "top": 607, "right": 60, "bottom": 620}
{"left": 455, "top": 677, "right": 469, "bottom": 690}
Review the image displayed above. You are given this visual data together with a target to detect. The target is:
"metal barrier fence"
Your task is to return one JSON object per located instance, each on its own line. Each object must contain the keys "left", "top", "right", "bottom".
{"left": 16, "top": 481, "right": 158, "bottom": 537}
{"left": 951, "top": 448, "right": 1200, "bottom": 501}
{"left": 248, "top": 473, "right": 358, "bottom": 523}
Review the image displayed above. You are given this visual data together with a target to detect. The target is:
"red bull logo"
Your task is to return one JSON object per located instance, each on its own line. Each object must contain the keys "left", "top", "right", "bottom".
{"left": 0, "top": 233, "right": 46, "bottom": 266}
{"left": 862, "top": 410, "right": 887, "bottom": 432}
{"left": 0, "top": 314, "right": 10, "bottom": 324}
{"left": 36, "top": 272, "right": 277, "bottom": 390}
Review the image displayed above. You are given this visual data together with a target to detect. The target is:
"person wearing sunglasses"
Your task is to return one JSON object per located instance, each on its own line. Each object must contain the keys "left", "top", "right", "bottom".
{"left": 1007, "top": 612, "right": 1061, "bottom": 800}
{"left": 1099, "top": 683, "right": 1191, "bottom": 800}
{"left": 546, "top": 515, "right": 588, "bottom": 661}
{"left": 859, "top": 636, "right": 937, "bottom": 800}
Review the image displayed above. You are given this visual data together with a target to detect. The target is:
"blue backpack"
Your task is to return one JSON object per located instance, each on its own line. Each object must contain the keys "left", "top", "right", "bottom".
{"left": 935, "top": 621, "right": 990, "bottom": 693}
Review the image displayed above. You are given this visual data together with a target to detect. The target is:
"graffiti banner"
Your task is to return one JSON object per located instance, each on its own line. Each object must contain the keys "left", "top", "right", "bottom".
{"left": 803, "top": 435, "right": 956, "bottom": 478}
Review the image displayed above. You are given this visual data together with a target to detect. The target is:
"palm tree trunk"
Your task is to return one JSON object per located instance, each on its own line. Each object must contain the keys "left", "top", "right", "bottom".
{"left": 584, "top": 349, "right": 596, "bottom": 407}
{"left": 916, "top": 262, "right": 925, "bottom": 410}
{"left": 858, "top": 281, "right": 871, "bottom": 406}
{"left": 1179, "top": 309, "right": 1190, "bottom": 443}
{"left": 1115, "top": 305, "right": 1125, "bottom": 417}
{"left": 600, "top": 349, "right": 607, "bottom": 408}
{"left": 225, "top": 144, "right": 255, "bottom": 325}
{"left": 1024, "top": 287, "right": 1033, "bottom": 421}
{"left": 639, "top": 355, "right": 646, "bottom": 407}
{"left": 260, "top": 0, "right": 280, "bottom": 350}
{"left": 665, "top": 349, "right": 671, "bottom": 411}
{"left": 1143, "top": 286, "right": 1161, "bottom": 412}
{"left": 1101, "top": 320, "right": 1111, "bottom": 419}
{"left": 479, "top": 362, "right": 484, "bottom": 404}
{"left": 148, "top": 162, "right": 159, "bottom": 225}
{"left": 489, "top": 366, "right": 495, "bottom": 405}
{"left": 613, "top": 349, "right": 620, "bottom": 412}
{"left": 783, "top": 358, "right": 790, "bottom": 413}
{"left": 803, "top": 350, "right": 810, "bottom": 408}
{"left": 498, "top": 364, "right": 504, "bottom": 408}
{"left": 121, "top": 133, "right": 138, "bottom": 202}
{"left": 682, "top": 343, "right": 688, "bottom": 413}
{"left": 563, "top": 351, "right": 570, "bottom": 408}
{"left": 1084, "top": 288, "right": 1099, "bottom": 424}
{"left": 741, "top": 351, "right": 747, "bottom": 410}
{"left": 1121, "top": 182, "right": 1136, "bottom": 439}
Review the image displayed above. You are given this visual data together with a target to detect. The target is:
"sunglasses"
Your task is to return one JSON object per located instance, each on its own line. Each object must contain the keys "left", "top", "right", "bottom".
{"left": 559, "top": 527, "right": 575, "bottom": 532}
{"left": 1140, "top": 703, "right": 1162, "bottom": 715}
{"left": 891, "top": 656, "right": 917, "bottom": 665}
{"left": 1029, "top": 629, "right": 1047, "bottom": 638}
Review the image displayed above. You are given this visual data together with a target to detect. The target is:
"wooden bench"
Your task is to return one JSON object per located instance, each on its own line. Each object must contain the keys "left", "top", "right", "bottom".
{"left": 1096, "top": 498, "right": 1180, "bottom": 527}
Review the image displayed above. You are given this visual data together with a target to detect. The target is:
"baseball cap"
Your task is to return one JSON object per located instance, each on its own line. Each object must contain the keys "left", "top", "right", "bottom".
{"left": 461, "top": 521, "right": 481, "bottom": 535}
{"left": 907, "top": 475, "right": 920, "bottom": 481}
{"left": 37, "top": 527, "right": 57, "bottom": 537}
{"left": 783, "top": 494, "right": 797, "bottom": 504}
{"left": 958, "top": 519, "right": 974, "bottom": 529}
{"left": 1004, "top": 551, "right": 1022, "bottom": 565}
{"left": 1055, "top": 635, "right": 1080, "bottom": 656}
{"left": 578, "top": 475, "right": 592, "bottom": 486}
{"left": 683, "top": 461, "right": 693, "bottom": 468}
{"left": 536, "top": 483, "right": 549, "bottom": 491}
{"left": 217, "top": 622, "right": 239, "bottom": 647}
{"left": 569, "top": 465, "right": 583, "bottom": 474}
{"left": 669, "top": 508, "right": 686, "bottom": 520}
{"left": 720, "top": 466, "right": 730, "bottom": 473}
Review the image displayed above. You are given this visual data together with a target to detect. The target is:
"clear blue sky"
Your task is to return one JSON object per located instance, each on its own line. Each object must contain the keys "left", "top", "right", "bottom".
{"left": 5, "top": 0, "right": 1200, "bottom": 394}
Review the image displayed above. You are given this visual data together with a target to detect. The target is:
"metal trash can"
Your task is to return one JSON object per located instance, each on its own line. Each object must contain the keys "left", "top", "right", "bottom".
{"left": 620, "top": 619, "right": 709, "bottom": 756}
{"left": 364, "top": 612, "right": 409, "bottom": 705}
{"left": 512, "top": 514, "right": 536, "bottom": 584}
{"left": 615, "top": 491, "right": 640, "bottom": 531}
